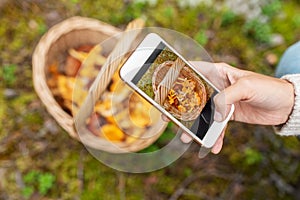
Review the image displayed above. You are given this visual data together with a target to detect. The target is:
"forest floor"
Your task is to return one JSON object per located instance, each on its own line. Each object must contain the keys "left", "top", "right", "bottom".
{"left": 1, "top": 0, "right": 300, "bottom": 199}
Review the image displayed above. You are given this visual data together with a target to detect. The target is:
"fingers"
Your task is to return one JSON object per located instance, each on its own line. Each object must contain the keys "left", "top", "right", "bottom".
{"left": 211, "top": 129, "right": 225, "bottom": 154}
{"left": 180, "top": 129, "right": 226, "bottom": 154}
{"left": 190, "top": 61, "right": 250, "bottom": 91}
{"left": 189, "top": 61, "right": 218, "bottom": 77}
{"left": 190, "top": 61, "right": 226, "bottom": 90}
{"left": 161, "top": 114, "right": 170, "bottom": 122}
{"left": 180, "top": 133, "right": 193, "bottom": 143}
{"left": 213, "top": 79, "right": 248, "bottom": 122}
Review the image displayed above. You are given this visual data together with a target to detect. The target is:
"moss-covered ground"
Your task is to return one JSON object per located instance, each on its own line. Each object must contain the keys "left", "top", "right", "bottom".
{"left": 1, "top": 0, "right": 300, "bottom": 199}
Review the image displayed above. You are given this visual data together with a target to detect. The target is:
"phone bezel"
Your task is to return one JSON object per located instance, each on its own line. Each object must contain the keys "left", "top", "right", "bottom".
{"left": 119, "top": 33, "right": 234, "bottom": 148}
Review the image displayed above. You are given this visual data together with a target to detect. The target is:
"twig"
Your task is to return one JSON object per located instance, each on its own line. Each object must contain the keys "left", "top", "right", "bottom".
{"left": 15, "top": 169, "right": 25, "bottom": 189}
{"left": 117, "top": 172, "right": 126, "bottom": 200}
{"left": 219, "top": 174, "right": 244, "bottom": 200}
{"left": 169, "top": 168, "right": 237, "bottom": 200}
{"left": 77, "top": 149, "right": 85, "bottom": 193}
{"left": 169, "top": 175, "right": 198, "bottom": 200}
{"left": 183, "top": 189, "right": 214, "bottom": 200}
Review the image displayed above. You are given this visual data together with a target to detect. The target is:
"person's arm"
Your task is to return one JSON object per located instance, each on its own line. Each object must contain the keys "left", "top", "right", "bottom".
{"left": 177, "top": 62, "right": 299, "bottom": 154}
{"left": 275, "top": 74, "right": 300, "bottom": 136}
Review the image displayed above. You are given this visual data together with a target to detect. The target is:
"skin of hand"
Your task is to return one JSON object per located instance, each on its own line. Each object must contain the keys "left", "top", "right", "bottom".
{"left": 163, "top": 61, "right": 295, "bottom": 154}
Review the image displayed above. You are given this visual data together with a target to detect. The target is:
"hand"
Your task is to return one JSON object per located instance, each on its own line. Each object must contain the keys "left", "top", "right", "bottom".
{"left": 162, "top": 62, "right": 295, "bottom": 154}
{"left": 191, "top": 62, "right": 294, "bottom": 125}
{"left": 191, "top": 61, "right": 294, "bottom": 153}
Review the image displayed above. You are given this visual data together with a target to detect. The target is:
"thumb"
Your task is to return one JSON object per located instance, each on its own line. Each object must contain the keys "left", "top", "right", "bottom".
{"left": 213, "top": 80, "right": 247, "bottom": 121}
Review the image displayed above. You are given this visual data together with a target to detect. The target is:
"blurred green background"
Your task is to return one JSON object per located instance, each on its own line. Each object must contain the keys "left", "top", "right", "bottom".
{"left": 1, "top": 0, "right": 300, "bottom": 199}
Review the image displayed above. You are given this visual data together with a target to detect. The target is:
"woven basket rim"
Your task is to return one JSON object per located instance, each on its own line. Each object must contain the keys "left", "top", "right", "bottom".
{"left": 32, "top": 16, "right": 122, "bottom": 139}
{"left": 32, "top": 16, "right": 167, "bottom": 153}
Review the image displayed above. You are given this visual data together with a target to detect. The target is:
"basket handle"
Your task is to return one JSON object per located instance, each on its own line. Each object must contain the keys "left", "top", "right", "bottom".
{"left": 74, "top": 19, "right": 145, "bottom": 132}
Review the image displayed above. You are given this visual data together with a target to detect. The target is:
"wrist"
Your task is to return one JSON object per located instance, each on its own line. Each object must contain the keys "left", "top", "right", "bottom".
{"left": 283, "top": 79, "right": 295, "bottom": 123}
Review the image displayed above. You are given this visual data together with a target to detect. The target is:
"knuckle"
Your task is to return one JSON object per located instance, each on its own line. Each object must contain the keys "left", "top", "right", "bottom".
{"left": 213, "top": 93, "right": 224, "bottom": 108}
{"left": 237, "top": 76, "right": 252, "bottom": 88}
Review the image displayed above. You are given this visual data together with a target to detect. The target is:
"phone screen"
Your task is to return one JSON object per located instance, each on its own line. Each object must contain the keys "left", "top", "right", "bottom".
{"left": 131, "top": 42, "right": 217, "bottom": 140}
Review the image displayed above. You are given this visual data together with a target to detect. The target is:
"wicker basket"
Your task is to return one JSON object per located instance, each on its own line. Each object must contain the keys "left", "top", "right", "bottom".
{"left": 152, "top": 61, "right": 207, "bottom": 121}
{"left": 32, "top": 16, "right": 167, "bottom": 153}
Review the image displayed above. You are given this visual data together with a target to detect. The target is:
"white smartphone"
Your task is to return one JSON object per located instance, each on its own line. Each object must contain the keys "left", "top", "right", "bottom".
{"left": 120, "top": 33, "right": 234, "bottom": 148}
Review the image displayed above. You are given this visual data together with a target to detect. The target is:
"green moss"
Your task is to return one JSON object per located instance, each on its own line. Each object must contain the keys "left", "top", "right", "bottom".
{"left": 243, "top": 18, "right": 272, "bottom": 44}
{"left": 293, "top": 14, "right": 300, "bottom": 28}
{"left": 21, "top": 170, "right": 56, "bottom": 198}
{"left": 282, "top": 136, "right": 300, "bottom": 150}
{"left": 163, "top": 6, "right": 175, "bottom": 18}
{"left": 261, "top": 0, "right": 282, "bottom": 17}
{"left": 15, "top": 156, "right": 35, "bottom": 172}
{"left": 11, "top": 93, "right": 35, "bottom": 105}
{"left": 154, "top": 170, "right": 180, "bottom": 195}
{"left": 243, "top": 147, "right": 263, "bottom": 166}
{"left": 1, "top": 64, "right": 17, "bottom": 87}
{"left": 79, "top": 154, "right": 129, "bottom": 199}
{"left": 2, "top": 170, "right": 21, "bottom": 197}
{"left": 125, "top": 174, "right": 145, "bottom": 199}
{"left": 194, "top": 30, "right": 208, "bottom": 46}
{"left": 221, "top": 10, "right": 237, "bottom": 26}
{"left": 23, "top": 112, "right": 43, "bottom": 126}
{"left": 271, "top": 1, "right": 300, "bottom": 44}
{"left": 80, "top": 1, "right": 126, "bottom": 25}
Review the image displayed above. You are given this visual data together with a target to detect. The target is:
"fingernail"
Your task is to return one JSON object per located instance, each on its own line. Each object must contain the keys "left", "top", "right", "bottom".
{"left": 214, "top": 111, "right": 223, "bottom": 122}
{"left": 212, "top": 141, "right": 223, "bottom": 154}
{"left": 211, "top": 144, "right": 219, "bottom": 154}
{"left": 180, "top": 134, "right": 192, "bottom": 143}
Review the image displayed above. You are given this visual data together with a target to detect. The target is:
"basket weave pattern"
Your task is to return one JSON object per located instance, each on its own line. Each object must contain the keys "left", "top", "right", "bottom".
{"left": 32, "top": 17, "right": 166, "bottom": 153}
{"left": 153, "top": 61, "right": 207, "bottom": 121}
